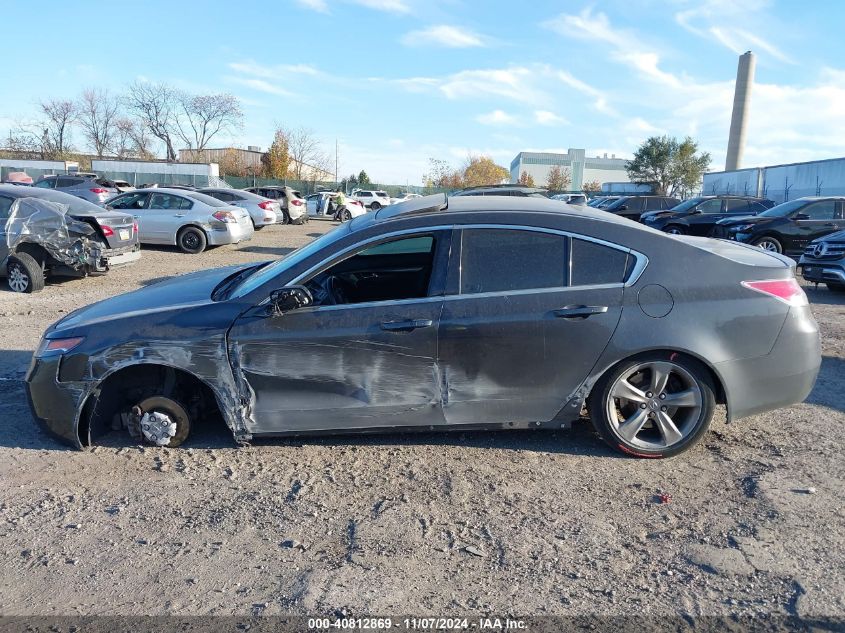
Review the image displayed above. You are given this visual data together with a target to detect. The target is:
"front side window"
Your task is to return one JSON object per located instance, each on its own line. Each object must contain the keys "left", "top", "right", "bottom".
{"left": 460, "top": 229, "right": 567, "bottom": 294}
{"left": 801, "top": 200, "right": 836, "bottom": 220}
{"left": 56, "top": 177, "right": 80, "bottom": 188}
{"left": 34, "top": 179, "right": 55, "bottom": 189}
{"left": 696, "top": 199, "right": 723, "bottom": 214}
{"left": 0, "top": 195, "right": 14, "bottom": 222}
{"left": 305, "top": 234, "right": 438, "bottom": 306}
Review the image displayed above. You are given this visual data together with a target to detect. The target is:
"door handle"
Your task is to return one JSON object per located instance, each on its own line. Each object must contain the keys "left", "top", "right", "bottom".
{"left": 380, "top": 319, "right": 433, "bottom": 332}
{"left": 824, "top": 223, "right": 837, "bottom": 227}
{"left": 173, "top": 214, "right": 185, "bottom": 218}
{"left": 554, "top": 305, "right": 608, "bottom": 320}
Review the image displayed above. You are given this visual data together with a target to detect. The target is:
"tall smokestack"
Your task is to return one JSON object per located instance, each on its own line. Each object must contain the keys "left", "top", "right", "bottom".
{"left": 725, "top": 51, "right": 756, "bottom": 171}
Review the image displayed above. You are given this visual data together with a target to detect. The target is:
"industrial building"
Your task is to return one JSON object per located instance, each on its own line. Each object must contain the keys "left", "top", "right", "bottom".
{"left": 510, "top": 149, "right": 630, "bottom": 190}
{"left": 703, "top": 157, "right": 845, "bottom": 204}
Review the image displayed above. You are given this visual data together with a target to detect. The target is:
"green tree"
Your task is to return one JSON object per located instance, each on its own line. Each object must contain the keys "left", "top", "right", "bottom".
{"left": 518, "top": 170, "right": 536, "bottom": 187}
{"left": 357, "top": 170, "right": 371, "bottom": 186}
{"left": 545, "top": 165, "right": 571, "bottom": 191}
{"left": 626, "top": 135, "right": 711, "bottom": 196}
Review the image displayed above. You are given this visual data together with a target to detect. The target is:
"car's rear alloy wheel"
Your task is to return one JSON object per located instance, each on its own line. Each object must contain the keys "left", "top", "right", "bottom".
{"left": 341, "top": 209, "right": 352, "bottom": 221}
{"left": 136, "top": 396, "right": 191, "bottom": 448}
{"left": 177, "top": 227, "right": 207, "bottom": 254}
{"left": 664, "top": 226, "right": 685, "bottom": 235}
{"left": 370, "top": 202, "right": 381, "bottom": 211}
{"left": 590, "top": 353, "right": 715, "bottom": 457}
{"left": 7, "top": 253, "right": 45, "bottom": 293}
{"left": 754, "top": 237, "right": 782, "bottom": 253}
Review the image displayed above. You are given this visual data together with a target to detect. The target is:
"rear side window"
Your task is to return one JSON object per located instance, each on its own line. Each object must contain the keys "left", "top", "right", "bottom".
{"left": 725, "top": 199, "right": 749, "bottom": 211}
{"left": 571, "top": 238, "right": 629, "bottom": 286}
{"left": 644, "top": 197, "right": 663, "bottom": 210}
{"left": 56, "top": 177, "right": 80, "bottom": 187}
{"left": 460, "top": 229, "right": 567, "bottom": 294}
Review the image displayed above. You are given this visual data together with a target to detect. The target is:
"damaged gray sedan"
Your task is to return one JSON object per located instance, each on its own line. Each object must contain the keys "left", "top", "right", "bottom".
{"left": 27, "top": 194, "right": 820, "bottom": 457}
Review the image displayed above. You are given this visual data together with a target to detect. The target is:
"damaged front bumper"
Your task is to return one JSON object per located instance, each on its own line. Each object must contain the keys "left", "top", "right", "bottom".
{"left": 25, "top": 354, "right": 86, "bottom": 448}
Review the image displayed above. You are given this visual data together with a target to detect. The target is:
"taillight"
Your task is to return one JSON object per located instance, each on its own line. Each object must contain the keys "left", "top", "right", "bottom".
{"left": 291, "top": 199, "right": 303, "bottom": 206}
{"left": 101, "top": 225, "right": 114, "bottom": 237}
{"left": 258, "top": 201, "right": 273, "bottom": 210}
{"left": 133, "top": 222, "right": 138, "bottom": 233}
{"left": 89, "top": 188, "right": 108, "bottom": 194}
{"left": 742, "top": 279, "right": 808, "bottom": 306}
{"left": 213, "top": 210, "right": 237, "bottom": 223}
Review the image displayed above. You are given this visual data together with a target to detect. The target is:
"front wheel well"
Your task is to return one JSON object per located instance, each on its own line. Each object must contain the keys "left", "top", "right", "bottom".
{"left": 79, "top": 363, "right": 224, "bottom": 446}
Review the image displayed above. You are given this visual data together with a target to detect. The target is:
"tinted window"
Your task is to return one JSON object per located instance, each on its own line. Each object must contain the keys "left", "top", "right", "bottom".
{"left": 748, "top": 201, "right": 768, "bottom": 213}
{"left": 801, "top": 200, "right": 836, "bottom": 220}
{"left": 725, "top": 199, "right": 749, "bottom": 211}
{"left": 697, "top": 199, "right": 723, "bottom": 213}
{"left": 460, "top": 229, "right": 567, "bottom": 294}
{"left": 644, "top": 197, "right": 663, "bottom": 210}
{"left": 56, "top": 177, "right": 80, "bottom": 188}
{"left": 34, "top": 179, "right": 55, "bottom": 189}
{"left": 359, "top": 192, "right": 372, "bottom": 197}
{"left": 149, "top": 193, "right": 190, "bottom": 209}
{"left": 109, "top": 192, "right": 148, "bottom": 210}
{"left": 571, "top": 239, "right": 629, "bottom": 286}
{"left": 623, "top": 198, "right": 643, "bottom": 212}
{"left": 205, "top": 191, "right": 232, "bottom": 201}
{"left": 0, "top": 195, "right": 13, "bottom": 221}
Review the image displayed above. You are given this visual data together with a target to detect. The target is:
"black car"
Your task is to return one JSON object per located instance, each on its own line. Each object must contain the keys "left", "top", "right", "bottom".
{"left": 641, "top": 195, "right": 775, "bottom": 236}
{"left": 600, "top": 196, "right": 680, "bottom": 221}
{"left": 0, "top": 185, "right": 140, "bottom": 292}
{"left": 798, "top": 230, "right": 845, "bottom": 291}
{"left": 716, "top": 197, "right": 845, "bottom": 256}
{"left": 451, "top": 185, "right": 549, "bottom": 198}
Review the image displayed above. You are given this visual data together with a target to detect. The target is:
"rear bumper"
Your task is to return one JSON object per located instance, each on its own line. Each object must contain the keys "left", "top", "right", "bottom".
{"left": 103, "top": 244, "right": 141, "bottom": 268}
{"left": 207, "top": 221, "right": 254, "bottom": 245}
{"left": 716, "top": 305, "right": 821, "bottom": 421}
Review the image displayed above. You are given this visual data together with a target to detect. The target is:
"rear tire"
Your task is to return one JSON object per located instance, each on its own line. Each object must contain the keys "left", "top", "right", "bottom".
{"left": 753, "top": 236, "right": 782, "bottom": 253}
{"left": 663, "top": 225, "right": 686, "bottom": 235}
{"left": 7, "top": 253, "right": 45, "bottom": 293}
{"left": 281, "top": 210, "right": 291, "bottom": 225}
{"left": 588, "top": 352, "right": 716, "bottom": 458}
{"left": 177, "top": 227, "right": 207, "bottom": 254}
{"left": 341, "top": 209, "right": 352, "bottom": 221}
{"left": 370, "top": 202, "right": 381, "bottom": 211}
{"left": 826, "top": 283, "right": 845, "bottom": 292}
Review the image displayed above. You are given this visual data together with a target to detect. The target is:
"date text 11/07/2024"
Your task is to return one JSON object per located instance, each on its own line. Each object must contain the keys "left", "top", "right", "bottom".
{"left": 307, "top": 617, "right": 528, "bottom": 630}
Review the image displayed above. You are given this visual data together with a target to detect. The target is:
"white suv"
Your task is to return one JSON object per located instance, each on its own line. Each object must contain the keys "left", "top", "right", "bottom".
{"left": 352, "top": 189, "right": 391, "bottom": 211}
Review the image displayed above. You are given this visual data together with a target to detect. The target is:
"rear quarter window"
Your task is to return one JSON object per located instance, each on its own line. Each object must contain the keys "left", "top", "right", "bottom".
{"left": 570, "top": 238, "right": 629, "bottom": 286}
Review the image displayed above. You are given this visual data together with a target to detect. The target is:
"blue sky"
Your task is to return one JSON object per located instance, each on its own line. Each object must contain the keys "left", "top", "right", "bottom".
{"left": 2, "top": 0, "right": 844, "bottom": 184}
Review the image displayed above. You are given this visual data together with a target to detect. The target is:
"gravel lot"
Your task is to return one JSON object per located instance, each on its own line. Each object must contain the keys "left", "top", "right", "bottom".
{"left": 0, "top": 221, "right": 842, "bottom": 621}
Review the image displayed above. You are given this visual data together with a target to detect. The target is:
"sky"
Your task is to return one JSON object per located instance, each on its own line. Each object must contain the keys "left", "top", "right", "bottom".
{"left": 2, "top": 0, "right": 844, "bottom": 185}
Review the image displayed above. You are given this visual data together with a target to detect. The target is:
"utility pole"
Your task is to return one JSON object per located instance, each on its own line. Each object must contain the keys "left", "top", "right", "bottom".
{"left": 335, "top": 139, "right": 338, "bottom": 190}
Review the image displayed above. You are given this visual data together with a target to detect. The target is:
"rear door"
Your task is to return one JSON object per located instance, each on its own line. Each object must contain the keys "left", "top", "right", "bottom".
{"left": 145, "top": 192, "right": 192, "bottom": 243}
{"left": 437, "top": 227, "right": 627, "bottom": 426}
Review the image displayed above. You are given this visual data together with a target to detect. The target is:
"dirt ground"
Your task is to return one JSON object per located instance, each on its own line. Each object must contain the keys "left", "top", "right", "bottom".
{"left": 0, "top": 220, "right": 842, "bottom": 621}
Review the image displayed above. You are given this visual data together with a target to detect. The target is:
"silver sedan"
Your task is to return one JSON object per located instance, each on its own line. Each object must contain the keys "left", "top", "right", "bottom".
{"left": 198, "top": 188, "right": 280, "bottom": 229}
{"left": 105, "top": 188, "right": 253, "bottom": 254}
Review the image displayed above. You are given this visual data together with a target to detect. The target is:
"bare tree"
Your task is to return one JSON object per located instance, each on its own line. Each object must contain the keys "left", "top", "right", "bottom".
{"left": 175, "top": 93, "right": 243, "bottom": 153}
{"left": 113, "top": 118, "right": 155, "bottom": 160}
{"left": 35, "top": 99, "right": 77, "bottom": 158}
{"left": 124, "top": 81, "right": 180, "bottom": 161}
{"left": 285, "top": 127, "right": 325, "bottom": 181}
{"left": 77, "top": 88, "right": 120, "bottom": 158}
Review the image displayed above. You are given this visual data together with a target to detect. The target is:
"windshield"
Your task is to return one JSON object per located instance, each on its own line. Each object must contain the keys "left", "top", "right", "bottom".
{"left": 604, "top": 197, "right": 631, "bottom": 210}
{"left": 758, "top": 199, "right": 806, "bottom": 217}
{"left": 230, "top": 225, "right": 349, "bottom": 298}
{"left": 668, "top": 197, "right": 705, "bottom": 212}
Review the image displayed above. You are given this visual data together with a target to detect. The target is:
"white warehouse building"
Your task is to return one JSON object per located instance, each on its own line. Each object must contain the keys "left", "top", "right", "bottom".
{"left": 510, "top": 149, "right": 630, "bottom": 190}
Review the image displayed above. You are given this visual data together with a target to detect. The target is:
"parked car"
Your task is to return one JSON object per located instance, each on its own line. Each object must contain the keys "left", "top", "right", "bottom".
{"left": 552, "top": 193, "right": 588, "bottom": 205}
{"left": 3, "top": 171, "right": 33, "bottom": 185}
{"left": 199, "top": 188, "right": 279, "bottom": 229}
{"left": 588, "top": 196, "right": 621, "bottom": 209}
{"left": 305, "top": 192, "right": 366, "bottom": 220}
{"left": 105, "top": 188, "right": 253, "bottom": 254}
{"left": 27, "top": 194, "right": 819, "bottom": 458}
{"left": 715, "top": 197, "right": 845, "bottom": 256}
{"left": 641, "top": 195, "right": 775, "bottom": 235}
{"left": 243, "top": 186, "right": 307, "bottom": 224}
{"left": 601, "top": 195, "right": 680, "bottom": 221}
{"left": 798, "top": 230, "right": 845, "bottom": 292}
{"left": 138, "top": 183, "right": 197, "bottom": 191}
{"left": 0, "top": 185, "right": 140, "bottom": 293}
{"left": 451, "top": 185, "right": 549, "bottom": 198}
{"left": 390, "top": 192, "right": 422, "bottom": 205}
{"left": 33, "top": 174, "right": 119, "bottom": 205}
{"left": 352, "top": 189, "right": 392, "bottom": 211}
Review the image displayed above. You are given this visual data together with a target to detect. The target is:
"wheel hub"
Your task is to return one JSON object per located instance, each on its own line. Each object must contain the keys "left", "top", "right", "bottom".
{"left": 140, "top": 410, "right": 177, "bottom": 446}
{"left": 9, "top": 267, "right": 28, "bottom": 291}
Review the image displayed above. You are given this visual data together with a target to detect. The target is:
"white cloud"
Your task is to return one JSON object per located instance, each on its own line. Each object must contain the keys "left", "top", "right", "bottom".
{"left": 401, "top": 25, "right": 485, "bottom": 48}
{"left": 228, "top": 61, "right": 320, "bottom": 78}
{"left": 476, "top": 110, "right": 518, "bottom": 126}
{"left": 439, "top": 67, "right": 545, "bottom": 104}
{"left": 227, "top": 77, "right": 296, "bottom": 97}
{"left": 296, "top": 0, "right": 329, "bottom": 13}
{"left": 353, "top": 0, "right": 410, "bottom": 13}
{"left": 534, "top": 110, "right": 568, "bottom": 126}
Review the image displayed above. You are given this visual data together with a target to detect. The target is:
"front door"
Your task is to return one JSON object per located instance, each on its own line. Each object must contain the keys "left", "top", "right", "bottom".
{"left": 437, "top": 227, "right": 627, "bottom": 425}
{"left": 787, "top": 199, "right": 845, "bottom": 253}
{"left": 228, "top": 230, "right": 451, "bottom": 434}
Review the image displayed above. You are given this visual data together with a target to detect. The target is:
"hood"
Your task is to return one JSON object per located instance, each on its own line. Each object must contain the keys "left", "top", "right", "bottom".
{"left": 716, "top": 214, "right": 767, "bottom": 227}
{"left": 642, "top": 210, "right": 680, "bottom": 221}
{"left": 812, "top": 229, "right": 845, "bottom": 243}
{"left": 52, "top": 264, "right": 251, "bottom": 333}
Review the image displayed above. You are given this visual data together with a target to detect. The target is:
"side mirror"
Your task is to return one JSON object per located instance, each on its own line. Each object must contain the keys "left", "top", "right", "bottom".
{"left": 269, "top": 285, "right": 313, "bottom": 316}
{"left": 270, "top": 286, "right": 314, "bottom": 316}
{"left": 618, "top": 205, "right": 628, "bottom": 211}
{"left": 795, "top": 213, "right": 810, "bottom": 220}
